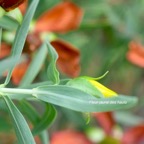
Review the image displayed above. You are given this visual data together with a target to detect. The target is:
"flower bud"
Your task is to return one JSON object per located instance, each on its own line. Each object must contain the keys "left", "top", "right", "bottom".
{"left": 67, "top": 76, "right": 117, "bottom": 98}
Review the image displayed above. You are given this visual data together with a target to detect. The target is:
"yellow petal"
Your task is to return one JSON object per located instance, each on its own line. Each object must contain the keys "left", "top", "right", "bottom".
{"left": 89, "top": 80, "right": 118, "bottom": 98}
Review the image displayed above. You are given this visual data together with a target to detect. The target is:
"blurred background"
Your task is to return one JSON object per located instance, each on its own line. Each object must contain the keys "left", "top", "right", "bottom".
{"left": 0, "top": 0, "right": 144, "bottom": 143}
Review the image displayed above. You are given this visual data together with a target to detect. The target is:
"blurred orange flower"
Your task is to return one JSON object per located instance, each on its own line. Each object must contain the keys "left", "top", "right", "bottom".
{"left": 19, "top": 1, "right": 82, "bottom": 77}
{"left": 18, "top": 0, "right": 27, "bottom": 15}
{"left": 35, "top": 1, "right": 83, "bottom": 33}
{"left": 92, "top": 112, "right": 115, "bottom": 135}
{"left": 51, "top": 39, "right": 80, "bottom": 77}
{"left": 0, "top": 43, "right": 11, "bottom": 59}
{"left": 122, "top": 125, "right": 144, "bottom": 144}
{"left": 11, "top": 58, "right": 30, "bottom": 85}
{"left": 1, "top": 37, "right": 80, "bottom": 85}
{"left": 0, "top": 0, "right": 25, "bottom": 11}
{"left": 51, "top": 130, "right": 93, "bottom": 144}
{"left": 127, "top": 41, "right": 144, "bottom": 68}
{"left": 23, "top": 33, "right": 42, "bottom": 54}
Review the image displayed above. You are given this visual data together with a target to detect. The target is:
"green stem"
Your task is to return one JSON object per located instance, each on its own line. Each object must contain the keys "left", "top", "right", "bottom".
{"left": 0, "top": 88, "right": 33, "bottom": 95}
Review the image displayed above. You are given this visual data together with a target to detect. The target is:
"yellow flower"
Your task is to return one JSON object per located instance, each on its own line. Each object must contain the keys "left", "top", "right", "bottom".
{"left": 89, "top": 80, "right": 118, "bottom": 98}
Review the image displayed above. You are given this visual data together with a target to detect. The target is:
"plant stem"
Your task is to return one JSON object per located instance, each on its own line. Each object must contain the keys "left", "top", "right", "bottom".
{"left": 0, "top": 88, "right": 34, "bottom": 95}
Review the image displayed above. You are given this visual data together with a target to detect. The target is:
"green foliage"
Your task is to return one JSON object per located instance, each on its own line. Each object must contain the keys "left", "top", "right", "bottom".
{"left": 32, "top": 103, "right": 56, "bottom": 135}
{"left": 33, "top": 86, "right": 137, "bottom": 112}
{"left": 0, "top": 15, "right": 19, "bottom": 31}
{"left": 20, "top": 43, "right": 48, "bottom": 87}
{"left": 67, "top": 78, "right": 103, "bottom": 98}
{"left": 46, "top": 42, "right": 60, "bottom": 84}
{"left": 4, "top": 0, "right": 39, "bottom": 85}
{"left": 18, "top": 101, "right": 51, "bottom": 144}
{"left": 0, "top": 56, "right": 17, "bottom": 76}
{"left": 0, "top": 0, "right": 143, "bottom": 143}
{"left": 2, "top": 95, "right": 35, "bottom": 144}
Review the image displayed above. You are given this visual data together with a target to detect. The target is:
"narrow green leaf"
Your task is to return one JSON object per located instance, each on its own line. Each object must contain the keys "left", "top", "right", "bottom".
{"left": 18, "top": 100, "right": 40, "bottom": 125}
{"left": 0, "top": 57, "right": 17, "bottom": 76}
{"left": 4, "top": 0, "right": 39, "bottom": 85}
{"left": 46, "top": 42, "right": 60, "bottom": 84}
{"left": 34, "top": 85, "right": 138, "bottom": 112}
{"left": 2, "top": 95, "right": 36, "bottom": 144}
{"left": 20, "top": 43, "right": 47, "bottom": 87}
{"left": 0, "top": 15, "right": 19, "bottom": 30}
{"left": 2, "top": 86, "right": 138, "bottom": 112}
{"left": 32, "top": 103, "right": 56, "bottom": 135}
{"left": 18, "top": 100, "right": 50, "bottom": 144}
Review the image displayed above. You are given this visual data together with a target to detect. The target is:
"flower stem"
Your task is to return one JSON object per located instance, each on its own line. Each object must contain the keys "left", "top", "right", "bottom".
{"left": 0, "top": 88, "right": 34, "bottom": 95}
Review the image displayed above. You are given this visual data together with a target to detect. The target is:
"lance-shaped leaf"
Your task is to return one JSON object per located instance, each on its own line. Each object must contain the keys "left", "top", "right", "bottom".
{"left": 2, "top": 95, "right": 35, "bottom": 144}
{"left": 18, "top": 100, "right": 56, "bottom": 135}
{"left": 18, "top": 100, "right": 50, "bottom": 144}
{"left": 46, "top": 42, "right": 60, "bottom": 84}
{"left": 18, "top": 100, "right": 40, "bottom": 125}
{"left": 33, "top": 85, "right": 138, "bottom": 112}
{"left": 32, "top": 103, "right": 56, "bottom": 135}
{"left": 20, "top": 43, "right": 47, "bottom": 87}
{"left": 4, "top": 0, "right": 39, "bottom": 85}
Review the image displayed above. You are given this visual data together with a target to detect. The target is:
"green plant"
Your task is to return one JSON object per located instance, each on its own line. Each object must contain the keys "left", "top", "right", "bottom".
{"left": 0, "top": 0, "right": 140, "bottom": 143}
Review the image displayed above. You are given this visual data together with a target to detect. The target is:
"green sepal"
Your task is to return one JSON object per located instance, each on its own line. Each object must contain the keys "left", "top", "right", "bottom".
{"left": 67, "top": 78, "right": 104, "bottom": 98}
